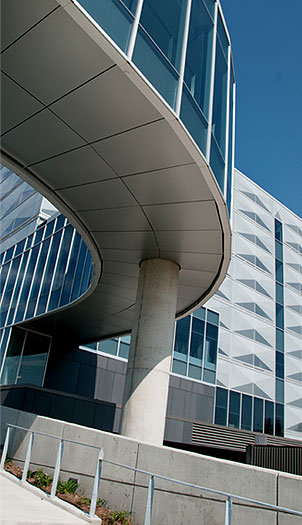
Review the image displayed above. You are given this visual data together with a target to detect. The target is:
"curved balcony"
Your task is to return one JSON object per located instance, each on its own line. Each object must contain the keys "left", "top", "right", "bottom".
{"left": 0, "top": 0, "right": 234, "bottom": 342}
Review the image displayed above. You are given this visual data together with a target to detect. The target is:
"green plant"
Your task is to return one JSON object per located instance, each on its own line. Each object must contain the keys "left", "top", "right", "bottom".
{"left": 29, "top": 469, "right": 53, "bottom": 489}
{"left": 56, "top": 478, "right": 79, "bottom": 494}
{"left": 107, "top": 510, "right": 132, "bottom": 524}
{"left": 79, "top": 496, "right": 107, "bottom": 507}
{"left": 79, "top": 496, "right": 91, "bottom": 506}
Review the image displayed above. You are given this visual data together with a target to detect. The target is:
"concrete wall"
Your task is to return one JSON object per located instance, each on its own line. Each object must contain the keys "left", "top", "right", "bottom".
{"left": 1, "top": 406, "right": 301, "bottom": 525}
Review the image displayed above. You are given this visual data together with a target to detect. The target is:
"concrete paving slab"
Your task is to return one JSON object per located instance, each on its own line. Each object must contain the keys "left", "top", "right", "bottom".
{"left": 0, "top": 471, "right": 101, "bottom": 525}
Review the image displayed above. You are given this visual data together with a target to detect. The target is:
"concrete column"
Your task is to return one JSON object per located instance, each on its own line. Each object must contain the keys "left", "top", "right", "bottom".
{"left": 120, "top": 258, "right": 179, "bottom": 446}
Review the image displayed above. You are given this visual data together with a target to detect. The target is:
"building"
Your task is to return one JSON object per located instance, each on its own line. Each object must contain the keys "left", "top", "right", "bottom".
{"left": 1, "top": 166, "right": 301, "bottom": 460}
{"left": 1, "top": 0, "right": 234, "bottom": 446}
{"left": 0, "top": 0, "right": 301, "bottom": 458}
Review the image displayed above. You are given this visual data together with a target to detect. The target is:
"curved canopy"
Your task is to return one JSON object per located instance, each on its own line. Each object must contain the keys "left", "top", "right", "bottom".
{"left": 1, "top": 0, "right": 231, "bottom": 342}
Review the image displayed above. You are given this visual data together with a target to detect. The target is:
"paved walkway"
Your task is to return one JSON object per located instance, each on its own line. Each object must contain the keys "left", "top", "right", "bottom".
{"left": 0, "top": 471, "right": 101, "bottom": 525}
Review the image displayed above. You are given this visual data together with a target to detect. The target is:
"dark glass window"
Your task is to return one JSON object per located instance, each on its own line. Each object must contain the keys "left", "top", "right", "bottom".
{"left": 80, "top": 251, "right": 93, "bottom": 295}
{"left": 48, "top": 225, "right": 73, "bottom": 310}
{"left": 276, "top": 351, "right": 284, "bottom": 379}
{"left": 174, "top": 317, "right": 190, "bottom": 358}
{"left": 16, "top": 331, "right": 50, "bottom": 386}
{"left": 70, "top": 242, "right": 88, "bottom": 301}
{"left": 215, "top": 387, "right": 228, "bottom": 426}
{"left": 0, "top": 328, "right": 25, "bottom": 385}
{"left": 276, "top": 329, "right": 284, "bottom": 352}
{"left": 275, "top": 259, "right": 283, "bottom": 284}
{"left": 99, "top": 339, "right": 118, "bottom": 356}
{"left": 183, "top": 0, "right": 213, "bottom": 118}
{"left": 79, "top": 0, "right": 135, "bottom": 53}
{"left": 15, "top": 245, "right": 40, "bottom": 323}
{"left": 207, "top": 310, "right": 219, "bottom": 325}
{"left": 133, "top": 27, "right": 179, "bottom": 108}
{"left": 276, "top": 303, "right": 284, "bottom": 330}
{"left": 25, "top": 238, "right": 50, "bottom": 319}
{"left": 204, "top": 322, "right": 218, "bottom": 371}
{"left": 6, "top": 251, "right": 30, "bottom": 325}
{"left": 241, "top": 394, "right": 252, "bottom": 431}
{"left": 85, "top": 342, "right": 97, "bottom": 350}
{"left": 193, "top": 307, "right": 205, "bottom": 320}
{"left": 45, "top": 220, "right": 55, "bottom": 238}
{"left": 139, "top": 0, "right": 187, "bottom": 71}
{"left": 253, "top": 397, "right": 263, "bottom": 433}
{"left": 172, "top": 358, "right": 187, "bottom": 376}
{"left": 1, "top": 256, "right": 21, "bottom": 313}
{"left": 228, "top": 391, "right": 240, "bottom": 428}
{"left": 122, "top": 0, "right": 137, "bottom": 14}
{"left": 34, "top": 226, "right": 44, "bottom": 245}
{"left": 189, "top": 317, "right": 204, "bottom": 363}
{"left": 275, "top": 241, "right": 283, "bottom": 261}
{"left": 36, "top": 231, "right": 62, "bottom": 315}
{"left": 226, "top": 75, "right": 234, "bottom": 213}
{"left": 217, "top": 12, "right": 228, "bottom": 59}
{"left": 119, "top": 339, "right": 130, "bottom": 359}
{"left": 4, "top": 247, "right": 14, "bottom": 263}
{"left": 274, "top": 219, "right": 283, "bottom": 242}
{"left": 211, "top": 28, "right": 228, "bottom": 157}
{"left": 264, "top": 400, "right": 274, "bottom": 435}
{"left": 25, "top": 234, "right": 34, "bottom": 250}
{"left": 275, "top": 283, "right": 284, "bottom": 305}
{"left": 14, "top": 239, "right": 26, "bottom": 256}
{"left": 276, "top": 379, "right": 284, "bottom": 403}
{"left": 0, "top": 328, "right": 11, "bottom": 368}
{"left": 188, "top": 363, "right": 202, "bottom": 380}
{"left": 60, "top": 232, "right": 81, "bottom": 306}
{"left": 54, "top": 215, "right": 65, "bottom": 231}
{"left": 0, "top": 263, "right": 10, "bottom": 295}
{"left": 275, "top": 403, "right": 284, "bottom": 436}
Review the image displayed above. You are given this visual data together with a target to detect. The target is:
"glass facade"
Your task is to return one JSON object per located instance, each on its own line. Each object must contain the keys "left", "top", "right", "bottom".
{"left": 0, "top": 327, "right": 51, "bottom": 387}
{"left": 77, "top": 0, "right": 235, "bottom": 197}
{"left": 1, "top": 167, "right": 302, "bottom": 441}
{"left": 274, "top": 218, "right": 285, "bottom": 436}
{"left": 172, "top": 307, "right": 219, "bottom": 384}
{"left": 0, "top": 213, "right": 94, "bottom": 382}
{"left": 214, "top": 388, "right": 281, "bottom": 437}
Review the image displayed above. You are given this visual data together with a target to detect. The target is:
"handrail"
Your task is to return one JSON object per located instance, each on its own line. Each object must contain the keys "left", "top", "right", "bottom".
{"left": 1, "top": 423, "right": 302, "bottom": 524}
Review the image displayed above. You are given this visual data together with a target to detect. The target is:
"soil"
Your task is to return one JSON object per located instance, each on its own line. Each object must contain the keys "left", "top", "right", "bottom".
{"left": 4, "top": 461, "right": 134, "bottom": 525}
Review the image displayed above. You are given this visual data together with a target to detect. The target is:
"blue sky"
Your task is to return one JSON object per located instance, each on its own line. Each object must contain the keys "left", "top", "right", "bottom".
{"left": 221, "top": 1, "right": 302, "bottom": 218}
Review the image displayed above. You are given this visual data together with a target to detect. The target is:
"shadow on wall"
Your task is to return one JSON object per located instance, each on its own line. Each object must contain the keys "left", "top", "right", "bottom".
{"left": 1, "top": 334, "right": 127, "bottom": 434}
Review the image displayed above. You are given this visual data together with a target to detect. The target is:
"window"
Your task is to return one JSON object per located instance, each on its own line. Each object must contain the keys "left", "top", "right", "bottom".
{"left": 228, "top": 391, "right": 240, "bottom": 428}
{"left": 253, "top": 397, "right": 263, "bottom": 433}
{"left": 241, "top": 394, "right": 252, "bottom": 431}
{"left": 215, "top": 387, "right": 228, "bottom": 426}
{"left": 264, "top": 401, "right": 274, "bottom": 435}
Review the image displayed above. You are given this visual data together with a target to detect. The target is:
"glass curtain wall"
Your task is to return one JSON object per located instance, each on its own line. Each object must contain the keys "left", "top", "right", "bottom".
{"left": 274, "top": 218, "right": 285, "bottom": 436}
{"left": 172, "top": 307, "right": 219, "bottom": 384}
{"left": 77, "top": 0, "right": 235, "bottom": 199}
{"left": 214, "top": 387, "right": 281, "bottom": 437}
{"left": 0, "top": 214, "right": 94, "bottom": 376}
{"left": 0, "top": 327, "right": 51, "bottom": 387}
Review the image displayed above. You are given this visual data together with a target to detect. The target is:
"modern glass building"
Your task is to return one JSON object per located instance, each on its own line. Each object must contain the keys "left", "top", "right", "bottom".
{"left": 1, "top": 0, "right": 301, "bottom": 454}
{"left": 1, "top": 167, "right": 301, "bottom": 457}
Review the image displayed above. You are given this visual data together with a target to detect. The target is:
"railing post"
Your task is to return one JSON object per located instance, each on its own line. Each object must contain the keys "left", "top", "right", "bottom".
{"left": 89, "top": 448, "right": 104, "bottom": 518}
{"left": 144, "top": 475, "right": 155, "bottom": 525}
{"left": 0, "top": 426, "right": 11, "bottom": 470}
{"left": 224, "top": 497, "right": 232, "bottom": 525}
{"left": 50, "top": 438, "right": 64, "bottom": 498}
{"left": 21, "top": 431, "right": 34, "bottom": 483}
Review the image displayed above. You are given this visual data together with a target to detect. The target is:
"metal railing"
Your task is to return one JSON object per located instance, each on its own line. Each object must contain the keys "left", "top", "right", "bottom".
{"left": 1, "top": 423, "right": 302, "bottom": 524}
